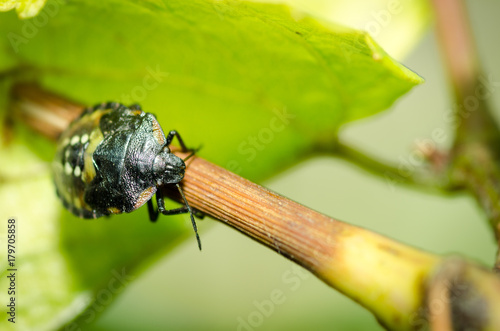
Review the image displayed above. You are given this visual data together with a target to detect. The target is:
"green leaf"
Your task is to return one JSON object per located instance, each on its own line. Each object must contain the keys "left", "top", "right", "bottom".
{"left": 0, "top": 1, "right": 425, "bottom": 330}
{"left": 251, "top": 0, "right": 433, "bottom": 59}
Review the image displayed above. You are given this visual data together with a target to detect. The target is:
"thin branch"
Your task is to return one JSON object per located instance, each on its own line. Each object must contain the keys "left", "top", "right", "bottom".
{"left": 431, "top": 0, "right": 500, "bottom": 271}
{"left": 10, "top": 82, "right": 84, "bottom": 140}
{"left": 432, "top": 0, "right": 479, "bottom": 95}
{"left": 335, "top": 141, "right": 455, "bottom": 193}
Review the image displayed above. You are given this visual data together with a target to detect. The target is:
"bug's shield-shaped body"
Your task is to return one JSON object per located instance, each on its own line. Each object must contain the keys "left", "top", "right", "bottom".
{"left": 53, "top": 102, "right": 169, "bottom": 218}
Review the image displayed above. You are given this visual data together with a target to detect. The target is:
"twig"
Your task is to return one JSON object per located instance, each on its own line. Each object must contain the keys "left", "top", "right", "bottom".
{"left": 431, "top": 0, "right": 500, "bottom": 271}
{"left": 10, "top": 82, "right": 84, "bottom": 140}
{"left": 335, "top": 141, "right": 455, "bottom": 193}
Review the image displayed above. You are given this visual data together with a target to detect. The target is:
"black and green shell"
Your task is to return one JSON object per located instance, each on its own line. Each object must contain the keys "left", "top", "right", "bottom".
{"left": 52, "top": 102, "right": 185, "bottom": 218}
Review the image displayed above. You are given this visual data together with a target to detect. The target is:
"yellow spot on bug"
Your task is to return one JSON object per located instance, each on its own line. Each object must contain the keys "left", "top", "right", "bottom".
{"left": 64, "top": 162, "right": 73, "bottom": 176}
{"left": 151, "top": 118, "right": 165, "bottom": 145}
{"left": 73, "top": 195, "right": 81, "bottom": 208}
{"left": 82, "top": 127, "right": 104, "bottom": 183}
{"left": 107, "top": 207, "right": 121, "bottom": 214}
{"left": 74, "top": 165, "right": 81, "bottom": 177}
{"left": 81, "top": 133, "right": 89, "bottom": 144}
{"left": 70, "top": 135, "right": 80, "bottom": 145}
{"left": 134, "top": 186, "right": 156, "bottom": 209}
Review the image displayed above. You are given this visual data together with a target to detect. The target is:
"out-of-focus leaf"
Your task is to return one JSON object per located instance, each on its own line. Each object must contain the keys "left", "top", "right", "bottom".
{"left": 251, "top": 0, "right": 433, "bottom": 59}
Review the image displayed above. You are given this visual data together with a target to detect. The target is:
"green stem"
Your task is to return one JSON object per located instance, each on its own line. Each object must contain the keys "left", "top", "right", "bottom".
{"left": 335, "top": 141, "right": 453, "bottom": 193}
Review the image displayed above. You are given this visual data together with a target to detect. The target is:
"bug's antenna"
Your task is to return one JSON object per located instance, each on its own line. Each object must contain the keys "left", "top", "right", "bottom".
{"left": 176, "top": 183, "right": 202, "bottom": 250}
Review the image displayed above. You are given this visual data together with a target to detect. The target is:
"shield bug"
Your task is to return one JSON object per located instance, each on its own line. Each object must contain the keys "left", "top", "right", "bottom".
{"left": 52, "top": 102, "right": 201, "bottom": 249}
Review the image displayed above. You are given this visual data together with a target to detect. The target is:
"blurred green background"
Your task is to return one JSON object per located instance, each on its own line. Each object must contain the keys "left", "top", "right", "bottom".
{"left": 80, "top": 1, "right": 500, "bottom": 331}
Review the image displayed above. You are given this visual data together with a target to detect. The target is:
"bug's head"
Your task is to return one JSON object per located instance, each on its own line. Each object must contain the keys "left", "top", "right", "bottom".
{"left": 153, "top": 148, "right": 186, "bottom": 185}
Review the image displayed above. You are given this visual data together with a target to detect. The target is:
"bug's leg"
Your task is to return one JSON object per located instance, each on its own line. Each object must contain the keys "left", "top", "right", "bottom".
{"left": 147, "top": 199, "right": 159, "bottom": 222}
{"left": 164, "top": 130, "right": 202, "bottom": 161}
{"left": 157, "top": 204, "right": 189, "bottom": 215}
{"left": 165, "top": 130, "right": 190, "bottom": 152}
{"left": 156, "top": 189, "right": 187, "bottom": 215}
{"left": 192, "top": 208, "right": 205, "bottom": 220}
{"left": 156, "top": 184, "right": 202, "bottom": 250}
{"left": 183, "top": 145, "right": 203, "bottom": 162}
